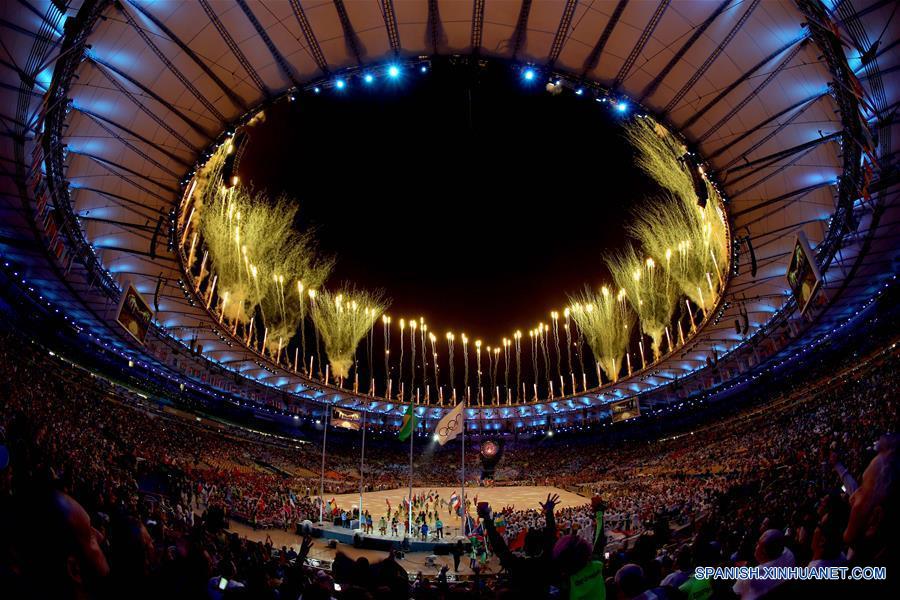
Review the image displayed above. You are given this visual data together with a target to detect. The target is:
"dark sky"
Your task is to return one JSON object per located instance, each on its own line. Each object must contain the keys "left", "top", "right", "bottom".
{"left": 239, "top": 60, "right": 654, "bottom": 343}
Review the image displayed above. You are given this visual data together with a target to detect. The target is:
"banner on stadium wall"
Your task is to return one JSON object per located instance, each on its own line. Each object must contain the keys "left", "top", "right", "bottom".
{"left": 720, "top": 365, "right": 735, "bottom": 381}
{"left": 116, "top": 283, "right": 154, "bottom": 345}
{"left": 786, "top": 232, "right": 822, "bottom": 315}
{"left": 609, "top": 398, "right": 640, "bottom": 423}
{"left": 332, "top": 407, "right": 362, "bottom": 430}
{"left": 748, "top": 349, "right": 759, "bottom": 368}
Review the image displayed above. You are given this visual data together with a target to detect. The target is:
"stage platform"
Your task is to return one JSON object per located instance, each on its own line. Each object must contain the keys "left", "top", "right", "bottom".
{"left": 312, "top": 485, "right": 588, "bottom": 549}
{"left": 229, "top": 518, "right": 500, "bottom": 579}
{"left": 330, "top": 485, "right": 586, "bottom": 518}
{"left": 223, "top": 486, "right": 606, "bottom": 579}
{"left": 310, "top": 522, "right": 456, "bottom": 553}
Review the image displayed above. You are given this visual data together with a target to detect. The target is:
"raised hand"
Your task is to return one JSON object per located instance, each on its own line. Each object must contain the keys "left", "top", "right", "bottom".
{"left": 299, "top": 534, "right": 313, "bottom": 560}
{"left": 539, "top": 493, "right": 560, "bottom": 514}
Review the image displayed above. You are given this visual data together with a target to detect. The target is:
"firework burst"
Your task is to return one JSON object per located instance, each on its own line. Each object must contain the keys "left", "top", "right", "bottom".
{"left": 194, "top": 144, "right": 332, "bottom": 357}
{"left": 630, "top": 193, "right": 722, "bottom": 312}
{"left": 625, "top": 117, "right": 727, "bottom": 312}
{"left": 625, "top": 117, "right": 694, "bottom": 203}
{"left": 310, "top": 286, "right": 389, "bottom": 379}
{"left": 180, "top": 116, "right": 729, "bottom": 400}
{"left": 568, "top": 285, "right": 634, "bottom": 382}
{"left": 607, "top": 246, "right": 677, "bottom": 360}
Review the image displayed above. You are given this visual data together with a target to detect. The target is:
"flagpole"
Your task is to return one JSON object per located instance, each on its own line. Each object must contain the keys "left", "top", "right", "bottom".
{"left": 319, "top": 403, "right": 330, "bottom": 523}
{"left": 408, "top": 401, "right": 414, "bottom": 540}
{"left": 359, "top": 409, "right": 366, "bottom": 531}
{"left": 461, "top": 398, "right": 466, "bottom": 537}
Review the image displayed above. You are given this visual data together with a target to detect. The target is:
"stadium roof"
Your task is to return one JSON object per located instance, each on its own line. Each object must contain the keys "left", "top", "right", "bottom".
{"left": 1, "top": 0, "right": 897, "bottom": 422}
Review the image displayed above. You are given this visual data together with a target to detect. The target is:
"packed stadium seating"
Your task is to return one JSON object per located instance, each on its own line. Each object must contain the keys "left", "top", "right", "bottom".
{"left": 1, "top": 320, "right": 897, "bottom": 598}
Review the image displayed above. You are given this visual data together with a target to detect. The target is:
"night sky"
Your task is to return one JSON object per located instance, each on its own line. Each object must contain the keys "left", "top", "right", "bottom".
{"left": 239, "top": 60, "right": 656, "bottom": 344}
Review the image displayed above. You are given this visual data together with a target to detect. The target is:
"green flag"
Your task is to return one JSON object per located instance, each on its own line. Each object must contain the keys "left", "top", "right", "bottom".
{"left": 398, "top": 403, "right": 416, "bottom": 441}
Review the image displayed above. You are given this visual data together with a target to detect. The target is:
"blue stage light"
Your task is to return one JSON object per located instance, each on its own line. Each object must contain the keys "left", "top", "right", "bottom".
{"left": 364, "top": 73, "right": 374, "bottom": 84}
{"left": 523, "top": 68, "right": 535, "bottom": 81}
{"left": 335, "top": 79, "right": 346, "bottom": 90}
{"left": 388, "top": 65, "right": 400, "bottom": 78}
{"left": 575, "top": 88, "right": 584, "bottom": 96}
{"left": 420, "top": 65, "right": 427, "bottom": 73}
{"left": 313, "top": 87, "right": 321, "bottom": 94}
{"left": 616, "top": 101, "right": 628, "bottom": 113}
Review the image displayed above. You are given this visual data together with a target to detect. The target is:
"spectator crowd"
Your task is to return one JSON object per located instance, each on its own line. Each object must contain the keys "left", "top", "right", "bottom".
{"left": 0, "top": 325, "right": 896, "bottom": 598}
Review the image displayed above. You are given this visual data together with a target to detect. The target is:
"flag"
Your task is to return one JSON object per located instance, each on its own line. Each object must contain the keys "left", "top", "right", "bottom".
{"left": 398, "top": 403, "right": 416, "bottom": 441}
{"left": 861, "top": 155, "right": 876, "bottom": 202}
{"left": 433, "top": 401, "right": 465, "bottom": 446}
{"left": 465, "top": 514, "right": 483, "bottom": 539}
{"left": 508, "top": 529, "right": 528, "bottom": 551}
{"left": 464, "top": 514, "right": 476, "bottom": 536}
{"left": 594, "top": 509, "right": 605, "bottom": 545}
{"left": 494, "top": 514, "right": 507, "bottom": 536}
{"left": 449, "top": 492, "right": 460, "bottom": 513}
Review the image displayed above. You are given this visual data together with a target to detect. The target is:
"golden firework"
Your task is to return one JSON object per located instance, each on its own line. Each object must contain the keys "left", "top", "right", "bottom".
{"left": 607, "top": 245, "right": 677, "bottom": 360}
{"left": 309, "top": 286, "right": 389, "bottom": 379}
{"left": 568, "top": 285, "right": 634, "bottom": 383}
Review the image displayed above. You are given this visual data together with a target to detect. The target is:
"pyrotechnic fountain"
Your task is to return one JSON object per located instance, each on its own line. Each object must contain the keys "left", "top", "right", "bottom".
{"left": 178, "top": 95, "right": 728, "bottom": 407}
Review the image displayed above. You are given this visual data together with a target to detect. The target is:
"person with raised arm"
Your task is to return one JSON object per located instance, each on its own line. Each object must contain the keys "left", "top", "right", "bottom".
{"left": 480, "top": 493, "right": 560, "bottom": 596}
{"left": 553, "top": 496, "right": 607, "bottom": 599}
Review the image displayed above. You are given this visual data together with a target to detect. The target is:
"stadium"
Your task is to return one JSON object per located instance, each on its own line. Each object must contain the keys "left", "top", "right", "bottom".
{"left": 0, "top": 1, "right": 897, "bottom": 598}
